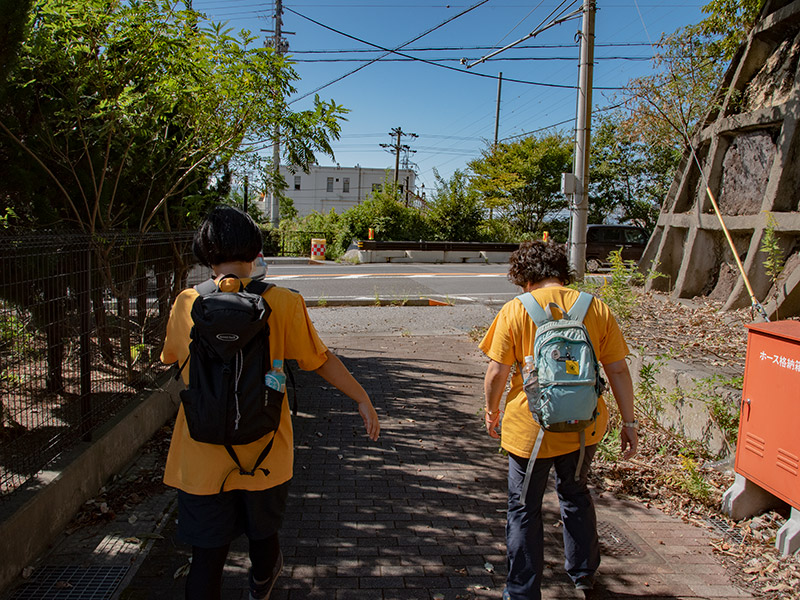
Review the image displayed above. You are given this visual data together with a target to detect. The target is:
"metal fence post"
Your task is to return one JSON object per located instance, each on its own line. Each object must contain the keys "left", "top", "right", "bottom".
{"left": 79, "top": 242, "right": 92, "bottom": 441}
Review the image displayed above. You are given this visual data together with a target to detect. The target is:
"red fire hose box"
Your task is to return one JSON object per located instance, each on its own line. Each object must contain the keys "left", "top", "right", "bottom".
{"left": 735, "top": 320, "right": 800, "bottom": 510}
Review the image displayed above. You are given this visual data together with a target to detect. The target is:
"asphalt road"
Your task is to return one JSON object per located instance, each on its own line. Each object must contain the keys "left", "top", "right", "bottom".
{"left": 261, "top": 261, "right": 521, "bottom": 305}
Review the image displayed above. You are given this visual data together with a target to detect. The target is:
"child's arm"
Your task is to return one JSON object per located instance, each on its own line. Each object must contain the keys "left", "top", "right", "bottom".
{"left": 314, "top": 351, "right": 380, "bottom": 441}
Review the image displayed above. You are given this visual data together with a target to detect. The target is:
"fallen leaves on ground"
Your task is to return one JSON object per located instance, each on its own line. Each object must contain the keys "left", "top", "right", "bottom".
{"left": 593, "top": 290, "right": 799, "bottom": 600}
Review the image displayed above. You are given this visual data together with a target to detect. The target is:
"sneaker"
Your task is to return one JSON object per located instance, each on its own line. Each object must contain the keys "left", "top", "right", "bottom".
{"left": 575, "top": 576, "right": 594, "bottom": 591}
{"left": 249, "top": 551, "right": 283, "bottom": 600}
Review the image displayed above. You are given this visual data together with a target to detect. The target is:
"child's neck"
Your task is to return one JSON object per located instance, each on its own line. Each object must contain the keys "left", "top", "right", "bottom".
{"left": 212, "top": 261, "right": 253, "bottom": 279}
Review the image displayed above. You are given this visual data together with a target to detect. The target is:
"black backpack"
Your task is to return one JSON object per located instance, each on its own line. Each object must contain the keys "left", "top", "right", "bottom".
{"left": 176, "top": 276, "right": 283, "bottom": 490}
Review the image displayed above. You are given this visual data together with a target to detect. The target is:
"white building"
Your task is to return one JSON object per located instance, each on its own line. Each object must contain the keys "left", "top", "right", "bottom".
{"left": 269, "top": 165, "right": 416, "bottom": 217}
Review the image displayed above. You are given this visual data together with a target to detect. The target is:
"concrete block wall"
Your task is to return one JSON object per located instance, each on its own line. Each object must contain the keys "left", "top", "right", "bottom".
{"left": 643, "top": 0, "right": 800, "bottom": 319}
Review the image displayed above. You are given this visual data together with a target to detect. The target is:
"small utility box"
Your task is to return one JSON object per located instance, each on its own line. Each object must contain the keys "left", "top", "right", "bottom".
{"left": 736, "top": 321, "right": 800, "bottom": 506}
{"left": 724, "top": 320, "right": 800, "bottom": 555}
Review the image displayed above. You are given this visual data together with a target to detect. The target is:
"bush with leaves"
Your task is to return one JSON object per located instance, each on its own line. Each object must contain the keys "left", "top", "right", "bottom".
{"left": 424, "top": 169, "right": 485, "bottom": 241}
{"left": 333, "top": 178, "right": 428, "bottom": 254}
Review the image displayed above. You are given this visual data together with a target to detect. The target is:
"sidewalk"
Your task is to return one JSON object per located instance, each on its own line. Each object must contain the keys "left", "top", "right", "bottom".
{"left": 5, "top": 334, "right": 754, "bottom": 600}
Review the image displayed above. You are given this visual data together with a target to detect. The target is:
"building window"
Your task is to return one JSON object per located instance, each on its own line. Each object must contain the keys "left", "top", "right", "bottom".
{"left": 326, "top": 177, "right": 333, "bottom": 192}
{"left": 372, "top": 183, "right": 382, "bottom": 192}
{"left": 294, "top": 175, "right": 301, "bottom": 190}
{"left": 343, "top": 177, "right": 350, "bottom": 193}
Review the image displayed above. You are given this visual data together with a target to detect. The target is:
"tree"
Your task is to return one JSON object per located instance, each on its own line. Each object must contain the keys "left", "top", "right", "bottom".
{"left": 589, "top": 112, "right": 680, "bottom": 230}
{"left": 334, "top": 176, "right": 428, "bottom": 254}
{"left": 0, "top": 0, "right": 346, "bottom": 234}
{"left": 0, "top": 0, "right": 33, "bottom": 82}
{"left": 468, "top": 134, "right": 572, "bottom": 236}
{"left": 0, "top": 0, "right": 347, "bottom": 390}
{"left": 622, "top": 0, "right": 763, "bottom": 154}
{"left": 425, "top": 169, "right": 484, "bottom": 241}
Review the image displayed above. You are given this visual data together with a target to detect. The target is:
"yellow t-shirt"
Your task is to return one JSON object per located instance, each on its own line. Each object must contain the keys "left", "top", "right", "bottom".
{"left": 479, "top": 286, "right": 629, "bottom": 459}
{"left": 160, "top": 279, "right": 328, "bottom": 495}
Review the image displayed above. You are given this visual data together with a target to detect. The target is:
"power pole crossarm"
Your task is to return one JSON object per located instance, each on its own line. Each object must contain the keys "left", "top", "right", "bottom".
{"left": 380, "top": 127, "right": 417, "bottom": 187}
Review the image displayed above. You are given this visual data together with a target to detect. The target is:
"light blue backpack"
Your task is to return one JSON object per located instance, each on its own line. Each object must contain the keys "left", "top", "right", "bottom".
{"left": 517, "top": 291, "right": 605, "bottom": 500}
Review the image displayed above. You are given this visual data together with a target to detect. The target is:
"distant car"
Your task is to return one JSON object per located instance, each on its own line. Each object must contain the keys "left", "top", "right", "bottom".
{"left": 585, "top": 224, "right": 649, "bottom": 272}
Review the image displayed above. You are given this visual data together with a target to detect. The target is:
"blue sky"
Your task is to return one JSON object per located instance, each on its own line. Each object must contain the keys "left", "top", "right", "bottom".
{"left": 192, "top": 1, "right": 708, "bottom": 194}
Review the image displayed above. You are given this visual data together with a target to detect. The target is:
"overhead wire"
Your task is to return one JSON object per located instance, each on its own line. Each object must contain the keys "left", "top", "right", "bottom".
{"left": 285, "top": 4, "right": 625, "bottom": 98}
{"left": 285, "top": 0, "right": 492, "bottom": 103}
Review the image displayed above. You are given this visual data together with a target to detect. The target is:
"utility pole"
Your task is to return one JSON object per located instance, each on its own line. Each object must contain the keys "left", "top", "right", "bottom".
{"left": 380, "top": 127, "right": 417, "bottom": 186}
{"left": 568, "top": 0, "right": 595, "bottom": 280}
{"left": 262, "top": 0, "right": 289, "bottom": 226}
{"left": 243, "top": 175, "right": 249, "bottom": 213}
{"left": 494, "top": 72, "right": 503, "bottom": 148}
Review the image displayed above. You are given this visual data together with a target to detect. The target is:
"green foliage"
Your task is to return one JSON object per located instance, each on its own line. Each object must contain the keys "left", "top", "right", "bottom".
{"left": 622, "top": 0, "right": 763, "bottom": 155}
{"left": 760, "top": 212, "right": 785, "bottom": 316}
{"left": 1, "top": 207, "right": 18, "bottom": 229}
{"left": 333, "top": 177, "right": 428, "bottom": 254}
{"left": 280, "top": 209, "right": 341, "bottom": 258}
{"left": 278, "top": 194, "right": 299, "bottom": 222}
{"left": 0, "top": 0, "right": 346, "bottom": 233}
{"left": 590, "top": 112, "right": 680, "bottom": 230}
{"left": 598, "top": 250, "right": 644, "bottom": 321}
{"left": 468, "top": 133, "right": 572, "bottom": 236}
{"left": 0, "top": 0, "right": 34, "bottom": 83}
{"left": 684, "top": 374, "right": 743, "bottom": 450}
{"left": 0, "top": 304, "right": 34, "bottom": 355}
{"left": 698, "top": 0, "right": 763, "bottom": 60}
{"left": 635, "top": 353, "right": 670, "bottom": 423}
{"left": 425, "top": 169, "right": 484, "bottom": 241}
{"left": 670, "top": 454, "right": 713, "bottom": 504}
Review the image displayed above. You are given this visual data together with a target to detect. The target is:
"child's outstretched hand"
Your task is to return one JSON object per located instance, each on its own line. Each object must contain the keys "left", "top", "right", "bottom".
{"left": 358, "top": 400, "right": 380, "bottom": 441}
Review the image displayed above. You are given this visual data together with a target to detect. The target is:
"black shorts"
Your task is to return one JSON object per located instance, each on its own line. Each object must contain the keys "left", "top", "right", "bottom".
{"left": 177, "top": 481, "right": 290, "bottom": 548}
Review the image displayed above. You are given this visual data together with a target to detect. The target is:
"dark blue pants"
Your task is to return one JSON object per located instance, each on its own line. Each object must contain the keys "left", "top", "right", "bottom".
{"left": 505, "top": 446, "right": 600, "bottom": 600}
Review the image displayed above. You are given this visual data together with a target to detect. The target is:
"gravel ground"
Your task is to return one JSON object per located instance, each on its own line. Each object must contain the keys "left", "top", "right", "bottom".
{"left": 307, "top": 303, "right": 501, "bottom": 337}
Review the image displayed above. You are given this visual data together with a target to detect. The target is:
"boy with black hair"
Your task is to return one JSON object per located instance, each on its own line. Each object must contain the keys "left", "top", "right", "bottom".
{"left": 161, "top": 206, "right": 380, "bottom": 600}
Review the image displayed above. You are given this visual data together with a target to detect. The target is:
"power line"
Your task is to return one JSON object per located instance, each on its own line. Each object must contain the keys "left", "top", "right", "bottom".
{"left": 285, "top": 0, "right": 491, "bottom": 103}
{"left": 286, "top": 7, "right": 626, "bottom": 93}
{"left": 290, "top": 56, "right": 652, "bottom": 63}
{"left": 288, "top": 42, "right": 655, "bottom": 53}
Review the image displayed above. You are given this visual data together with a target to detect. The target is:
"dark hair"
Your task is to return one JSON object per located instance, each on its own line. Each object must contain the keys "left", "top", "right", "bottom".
{"left": 508, "top": 240, "right": 573, "bottom": 287}
{"left": 193, "top": 206, "right": 263, "bottom": 267}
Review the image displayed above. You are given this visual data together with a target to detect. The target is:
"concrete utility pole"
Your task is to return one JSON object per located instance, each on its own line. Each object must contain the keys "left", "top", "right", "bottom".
{"left": 265, "top": 0, "right": 286, "bottom": 226}
{"left": 568, "top": 0, "right": 595, "bottom": 280}
{"left": 380, "top": 127, "right": 417, "bottom": 186}
{"left": 494, "top": 72, "right": 503, "bottom": 147}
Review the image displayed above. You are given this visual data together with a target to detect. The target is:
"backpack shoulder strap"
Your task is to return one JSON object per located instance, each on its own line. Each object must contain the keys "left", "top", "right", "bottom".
{"left": 195, "top": 278, "right": 218, "bottom": 296}
{"left": 516, "top": 292, "right": 550, "bottom": 327}
{"left": 567, "top": 292, "right": 594, "bottom": 323}
{"left": 244, "top": 279, "right": 275, "bottom": 296}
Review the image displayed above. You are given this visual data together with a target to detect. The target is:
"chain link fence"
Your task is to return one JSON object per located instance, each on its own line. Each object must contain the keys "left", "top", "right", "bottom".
{"left": 0, "top": 228, "right": 325, "bottom": 500}
{"left": 0, "top": 231, "right": 197, "bottom": 500}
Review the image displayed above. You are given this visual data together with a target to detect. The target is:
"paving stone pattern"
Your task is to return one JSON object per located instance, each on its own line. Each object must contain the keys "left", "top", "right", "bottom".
{"left": 8, "top": 333, "right": 756, "bottom": 600}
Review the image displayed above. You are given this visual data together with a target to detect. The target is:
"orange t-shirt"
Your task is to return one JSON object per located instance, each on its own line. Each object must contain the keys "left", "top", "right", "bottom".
{"left": 479, "top": 286, "right": 629, "bottom": 459}
{"left": 160, "top": 279, "right": 328, "bottom": 494}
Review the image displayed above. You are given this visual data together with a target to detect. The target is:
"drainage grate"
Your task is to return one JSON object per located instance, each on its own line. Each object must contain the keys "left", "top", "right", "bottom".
{"left": 705, "top": 516, "right": 745, "bottom": 545}
{"left": 8, "top": 565, "right": 128, "bottom": 600}
{"left": 598, "top": 520, "right": 644, "bottom": 557}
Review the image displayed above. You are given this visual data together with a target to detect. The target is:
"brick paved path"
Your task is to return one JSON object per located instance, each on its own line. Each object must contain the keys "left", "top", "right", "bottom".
{"left": 97, "top": 334, "right": 755, "bottom": 599}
